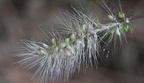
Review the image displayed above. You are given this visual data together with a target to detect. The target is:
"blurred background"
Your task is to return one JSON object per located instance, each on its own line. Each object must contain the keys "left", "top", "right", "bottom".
{"left": 0, "top": 0, "right": 144, "bottom": 83}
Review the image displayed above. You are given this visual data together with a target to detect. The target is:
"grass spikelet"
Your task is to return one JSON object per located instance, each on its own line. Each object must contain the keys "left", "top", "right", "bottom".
{"left": 15, "top": 0, "right": 134, "bottom": 83}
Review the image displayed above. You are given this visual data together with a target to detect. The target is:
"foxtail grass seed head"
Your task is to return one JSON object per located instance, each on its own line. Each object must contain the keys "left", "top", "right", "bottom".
{"left": 15, "top": 0, "right": 135, "bottom": 83}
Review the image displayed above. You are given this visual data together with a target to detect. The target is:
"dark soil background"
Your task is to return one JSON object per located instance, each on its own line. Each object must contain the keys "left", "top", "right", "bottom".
{"left": 0, "top": 0, "right": 144, "bottom": 83}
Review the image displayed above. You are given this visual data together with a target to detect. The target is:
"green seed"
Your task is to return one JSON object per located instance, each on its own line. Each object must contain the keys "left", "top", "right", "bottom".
{"left": 118, "top": 12, "right": 125, "bottom": 19}
{"left": 123, "top": 24, "right": 129, "bottom": 32}
{"left": 50, "top": 45, "right": 56, "bottom": 51}
{"left": 65, "top": 38, "right": 70, "bottom": 43}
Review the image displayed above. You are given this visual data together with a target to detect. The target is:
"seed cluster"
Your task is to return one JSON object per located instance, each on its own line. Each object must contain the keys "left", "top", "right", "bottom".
{"left": 16, "top": 1, "right": 131, "bottom": 83}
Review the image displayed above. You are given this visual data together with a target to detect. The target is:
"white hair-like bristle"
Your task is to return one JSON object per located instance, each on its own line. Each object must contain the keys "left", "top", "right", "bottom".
{"left": 15, "top": 0, "right": 132, "bottom": 83}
